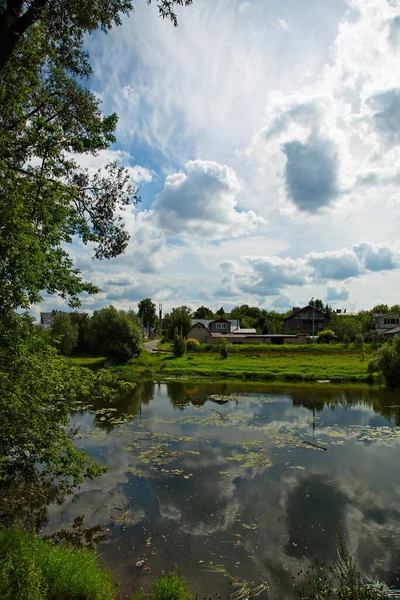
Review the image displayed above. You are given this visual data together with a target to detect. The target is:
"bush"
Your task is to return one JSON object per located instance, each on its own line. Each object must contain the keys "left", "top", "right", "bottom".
{"left": 186, "top": 338, "right": 200, "bottom": 351}
{"left": 0, "top": 526, "right": 115, "bottom": 600}
{"left": 219, "top": 338, "right": 229, "bottom": 359}
{"left": 368, "top": 337, "right": 400, "bottom": 387}
{"left": 87, "top": 306, "right": 142, "bottom": 363}
{"left": 173, "top": 332, "right": 187, "bottom": 358}
{"left": 317, "top": 329, "right": 336, "bottom": 344}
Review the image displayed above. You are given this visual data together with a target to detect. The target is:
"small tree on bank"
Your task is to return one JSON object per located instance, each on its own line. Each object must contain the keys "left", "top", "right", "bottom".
{"left": 87, "top": 306, "right": 142, "bottom": 363}
{"left": 173, "top": 330, "right": 187, "bottom": 358}
{"left": 368, "top": 338, "right": 400, "bottom": 387}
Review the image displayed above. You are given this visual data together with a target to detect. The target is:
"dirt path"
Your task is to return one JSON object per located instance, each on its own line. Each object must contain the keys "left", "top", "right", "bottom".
{"left": 144, "top": 339, "right": 159, "bottom": 352}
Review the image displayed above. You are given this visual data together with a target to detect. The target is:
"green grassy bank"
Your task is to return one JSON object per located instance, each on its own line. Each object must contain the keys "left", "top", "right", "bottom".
{"left": 110, "top": 349, "right": 377, "bottom": 384}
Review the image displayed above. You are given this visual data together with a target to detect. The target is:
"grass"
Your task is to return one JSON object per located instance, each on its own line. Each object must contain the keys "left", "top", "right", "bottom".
{"left": 158, "top": 342, "right": 377, "bottom": 354}
{"left": 69, "top": 355, "right": 106, "bottom": 370}
{"left": 113, "top": 349, "right": 376, "bottom": 384}
{"left": 0, "top": 526, "right": 116, "bottom": 600}
{"left": 153, "top": 568, "right": 191, "bottom": 600}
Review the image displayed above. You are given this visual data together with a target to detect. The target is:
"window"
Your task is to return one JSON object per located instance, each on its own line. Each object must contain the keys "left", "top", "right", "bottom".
{"left": 215, "top": 323, "right": 227, "bottom": 329}
{"left": 296, "top": 321, "right": 301, "bottom": 328}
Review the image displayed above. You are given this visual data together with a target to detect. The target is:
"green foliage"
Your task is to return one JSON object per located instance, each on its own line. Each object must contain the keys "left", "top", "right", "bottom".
{"left": 219, "top": 338, "right": 230, "bottom": 359}
{"left": 186, "top": 338, "right": 200, "bottom": 351}
{"left": 173, "top": 331, "right": 187, "bottom": 358}
{"left": 87, "top": 306, "right": 142, "bottom": 363}
{"left": 368, "top": 337, "right": 400, "bottom": 387}
{"left": 193, "top": 305, "right": 215, "bottom": 319}
{"left": 318, "top": 329, "right": 336, "bottom": 343}
{"left": 0, "top": 312, "right": 132, "bottom": 483}
{"left": 164, "top": 306, "right": 192, "bottom": 341}
{"left": 69, "top": 312, "right": 90, "bottom": 352}
{"left": 50, "top": 313, "right": 78, "bottom": 355}
{"left": 138, "top": 298, "right": 158, "bottom": 329}
{"left": 330, "top": 313, "right": 362, "bottom": 343}
{"left": 153, "top": 567, "right": 191, "bottom": 600}
{"left": 216, "top": 306, "right": 225, "bottom": 316}
{"left": 0, "top": 526, "right": 116, "bottom": 600}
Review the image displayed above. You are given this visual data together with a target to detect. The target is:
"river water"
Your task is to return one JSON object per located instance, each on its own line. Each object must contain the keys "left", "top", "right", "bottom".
{"left": 42, "top": 382, "right": 400, "bottom": 598}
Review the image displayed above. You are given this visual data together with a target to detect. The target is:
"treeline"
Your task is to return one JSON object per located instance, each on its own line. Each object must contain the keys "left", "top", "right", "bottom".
{"left": 45, "top": 306, "right": 142, "bottom": 362}
{"left": 159, "top": 300, "right": 400, "bottom": 343}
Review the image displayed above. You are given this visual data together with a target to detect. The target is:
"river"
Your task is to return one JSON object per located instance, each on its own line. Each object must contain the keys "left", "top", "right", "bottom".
{"left": 42, "top": 381, "right": 400, "bottom": 598}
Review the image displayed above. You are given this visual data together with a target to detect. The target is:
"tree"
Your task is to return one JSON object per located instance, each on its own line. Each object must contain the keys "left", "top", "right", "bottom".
{"left": 0, "top": 0, "right": 193, "bottom": 72}
{"left": 193, "top": 306, "right": 214, "bottom": 320}
{"left": 50, "top": 312, "right": 78, "bottom": 355}
{"left": 0, "top": 312, "right": 130, "bottom": 483}
{"left": 87, "top": 306, "right": 142, "bottom": 362}
{"left": 69, "top": 312, "right": 90, "bottom": 353}
{"left": 371, "top": 304, "right": 389, "bottom": 314}
{"left": 138, "top": 298, "right": 157, "bottom": 329}
{"left": 165, "top": 306, "right": 192, "bottom": 341}
{"left": 216, "top": 306, "right": 225, "bottom": 316}
{"left": 368, "top": 338, "right": 400, "bottom": 387}
{"left": 329, "top": 313, "right": 361, "bottom": 343}
{"left": 173, "top": 330, "right": 186, "bottom": 357}
{"left": 309, "top": 298, "right": 324, "bottom": 311}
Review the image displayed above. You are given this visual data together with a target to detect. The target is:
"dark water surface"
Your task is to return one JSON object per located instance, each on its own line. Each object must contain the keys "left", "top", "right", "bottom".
{"left": 43, "top": 382, "right": 400, "bottom": 598}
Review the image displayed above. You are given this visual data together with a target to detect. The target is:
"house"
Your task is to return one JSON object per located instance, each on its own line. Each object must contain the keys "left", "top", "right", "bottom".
{"left": 190, "top": 318, "right": 240, "bottom": 334}
{"left": 284, "top": 305, "right": 329, "bottom": 334}
{"left": 40, "top": 312, "right": 56, "bottom": 328}
{"left": 186, "top": 322, "right": 211, "bottom": 343}
{"left": 370, "top": 313, "right": 400, "bottom": 334}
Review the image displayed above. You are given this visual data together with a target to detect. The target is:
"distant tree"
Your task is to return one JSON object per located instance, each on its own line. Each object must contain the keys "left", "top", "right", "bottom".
{"left": 216, "top": 306, "right": 225, "bottom": 316}
{"left": 371, "top": 304, "right": 389, "bottom": 314}
{"left": 166, "top": 306, "right": 192, "bottom": 341}
{"left": 193, "top": 306, "right": 215, "bottom": 320}
{"left": 69, "top": 312, "right": 90, "bottom": 353}
{"left": 390, "top": 304, "right": 400, "bottom": 316}
{"left": 329, "top": 313, "right": 361, "bottom": 343}
{"left": 309, "top": 298, "right": 324, "bottom": 311}
{"left": 138, "top": 298, "right": 157, "bottom": 329}
{"left": 50, "top": 313, "right": 78, "bottom": 356}
{"left": 87, "top": 306, "right": 142, "bottom": 362}
{"left": 368, "top": 338, "right": 400, "bottom": 387}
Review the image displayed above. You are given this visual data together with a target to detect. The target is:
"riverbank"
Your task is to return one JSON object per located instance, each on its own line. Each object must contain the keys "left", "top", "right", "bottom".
{"left": 108, "top": 349, "right": 378, "bottom": 384}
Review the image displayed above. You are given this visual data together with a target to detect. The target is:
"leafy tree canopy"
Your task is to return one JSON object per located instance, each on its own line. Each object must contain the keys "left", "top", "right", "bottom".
{"left": 216, "top": 306, "right": 225, "bottom": 316}
{"left": 368, "top": 338, "right": 400, "bottom": 387}
{"left": 87, "top": 306, "right": 142, "bottom": 362}
{"left": 50, "top": 312, "right": 78, "bottom": 355}
{"left": 138, "top": 298, "right": 157, "bottom": 328}
{"left": 193, "top": 306, "right": 214, "bottom": 320}
{"left": 164, "top": 306, "right": 192, "bottom": 341}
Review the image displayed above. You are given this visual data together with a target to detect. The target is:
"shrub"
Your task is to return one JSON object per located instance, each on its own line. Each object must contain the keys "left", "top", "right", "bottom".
{"left": 219, "top": 338, "right": 229, "bottom": 359}
{"left": 87, "top": 306, "right": 142, "bottom": 363}
{"left": 0, "top": 526, "right": 115, "bottom": 600}
{"left": 368, "top": 337, "right": 400, "bottom": 387}
{"left": 186, "top": 338, "right": 200, "bottom": 351}
{"left": 317, "top": 329, "right": 336, "bottom": 344}
{"left": 173, "top": 332, "right": 187, "bottom": 358}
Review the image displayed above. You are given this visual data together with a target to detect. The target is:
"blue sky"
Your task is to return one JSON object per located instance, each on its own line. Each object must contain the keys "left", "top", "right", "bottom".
{"left": 38, "top": 0, "right": 400, "bottom": 317}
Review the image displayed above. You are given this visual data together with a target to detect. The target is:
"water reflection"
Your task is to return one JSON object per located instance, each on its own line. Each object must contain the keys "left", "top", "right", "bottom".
{"left": 10, "top": 382, "right": 400, "bottom": 598}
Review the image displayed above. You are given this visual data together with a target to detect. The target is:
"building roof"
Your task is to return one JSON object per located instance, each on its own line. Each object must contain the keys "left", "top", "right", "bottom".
{"left": 284, "top": 305, "right": 326, "bottom": 320}
{"left": 188, "top": 322, "right": 211, "bottom": 334}
{"left": 231, "top": 328, "right": 257, "bottom": 334}
{"left": 383, "top": 327, "right": 400, "bottom": 336}
{"left": 191, "top": 318, "right": 240, "bottom": 329}
{"left": 40, "top": 312, "right": 55, "bottom": 325}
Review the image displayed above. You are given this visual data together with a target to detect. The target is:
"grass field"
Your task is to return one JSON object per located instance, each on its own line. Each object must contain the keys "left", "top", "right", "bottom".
{"left": 113, "top": 349, "right": 377, "bottom": 383}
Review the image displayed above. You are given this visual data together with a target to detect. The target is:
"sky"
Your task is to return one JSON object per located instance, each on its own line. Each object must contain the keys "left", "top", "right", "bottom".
{"left": 38, "top": 0, "right": 400, "bottom": 318}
